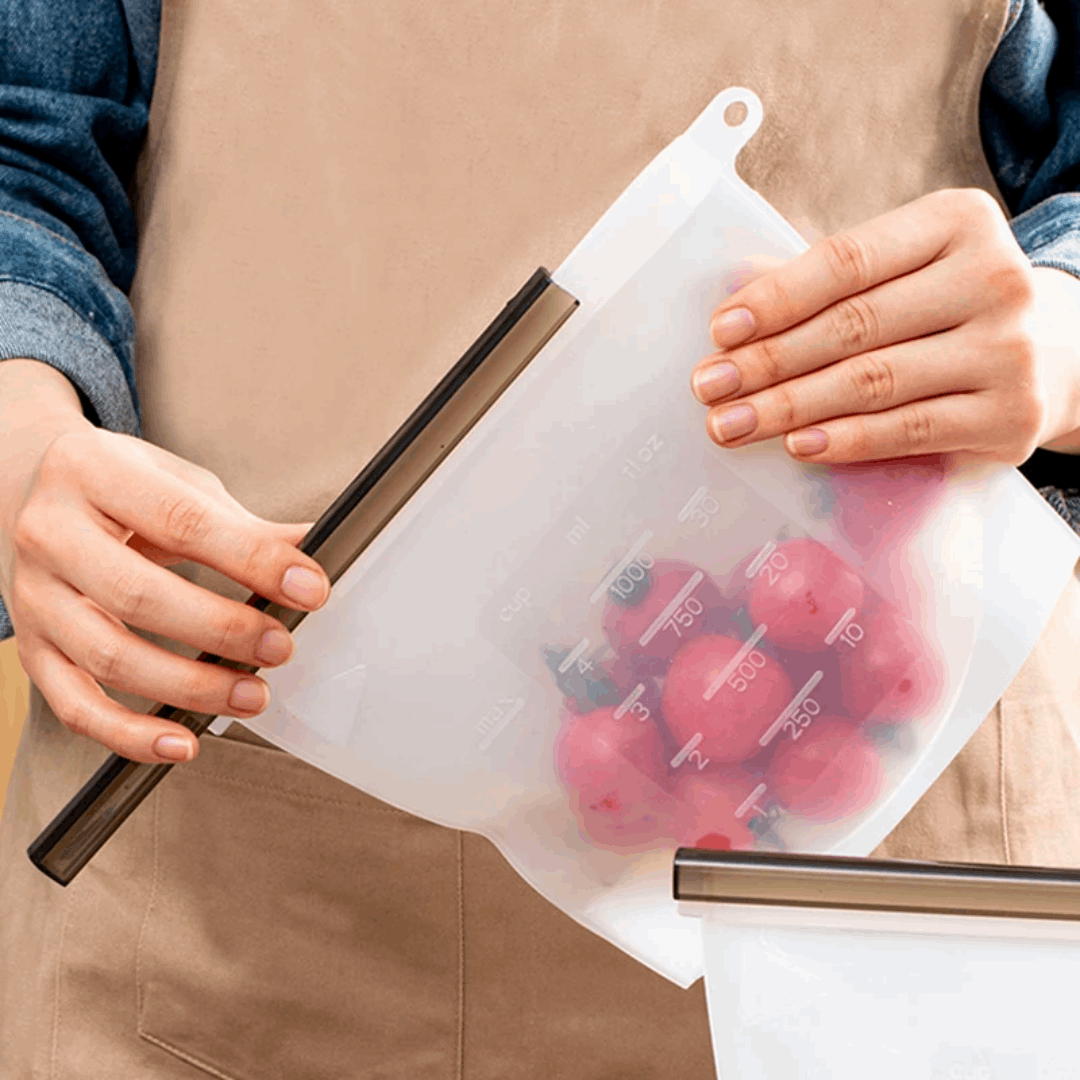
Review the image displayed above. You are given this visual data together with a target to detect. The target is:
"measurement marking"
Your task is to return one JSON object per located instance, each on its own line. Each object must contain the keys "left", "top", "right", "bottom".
{"left": 670, "top": 732, "right": 704, "bottom": 769}
{"left": 735, "top": 783, "right": 768, "bottom": 820}
{"left": 557, "top": 637, "right": 592, "bottom": 674}
{"left": 590, "top": 530, "right": 655, "bottom": 604}
{"left": 478, "top": 697, "right": 526, "bottom": 751}
{"left": 745, "top": 540, "right": 777, "bottom": 579}
{"left": 824, "top": 606, "right": 857, "bottom": 645}
{"left": 614, "top": 683, "right": 646, "bottom": 720}
{"left": 703, "top": 623, "right": 768, "bottom": 701}
{"left": 639, "top": 571, "right": 705, "bottom": 647}
{"left": 759, "top": 670, "right": 825, "bottom": 747}
{"left": 677, "top": 485, "right": 709, "bottom": 524}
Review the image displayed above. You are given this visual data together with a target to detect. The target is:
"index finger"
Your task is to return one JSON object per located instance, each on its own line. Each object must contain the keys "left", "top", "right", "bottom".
{"left": 708, "top": 191, "right": 959, "bottom": 351}
{"left": 74, "top": 441, "right": 330, "bottom": 612}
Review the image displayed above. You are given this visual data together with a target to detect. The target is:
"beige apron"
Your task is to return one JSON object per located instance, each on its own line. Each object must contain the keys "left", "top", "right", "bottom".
{"left": 11, "top": 0, "right": 1077, "bottom": 1076}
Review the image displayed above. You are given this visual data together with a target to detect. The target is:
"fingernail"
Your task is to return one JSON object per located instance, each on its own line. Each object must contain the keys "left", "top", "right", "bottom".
{"left": 710, "top": 307, "right": 754, "bottom": 348}
{"left": 229, "top": 678, "right": 269, "bottom": 713}
{"left": 256, "top": 628, "right": 293, "bottom": 666}
{"left": 712, "top": 404, "right": 757, "bottom": 442}
{"left": 692, "top": 361, "right": 740, "bottom": 403}
{"left": 282, "top": 566, "right": 328, "bottom": 608}
{"left": 154, "top": 734, "right": 194, "bottom": 762}
{"left": 787, "top": 428, "right": 829, "bottom": 456}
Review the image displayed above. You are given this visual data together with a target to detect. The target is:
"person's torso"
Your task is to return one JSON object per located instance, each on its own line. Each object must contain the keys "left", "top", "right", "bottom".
{"left": 129, "top": 0, "right": 1010, "bottom": 655}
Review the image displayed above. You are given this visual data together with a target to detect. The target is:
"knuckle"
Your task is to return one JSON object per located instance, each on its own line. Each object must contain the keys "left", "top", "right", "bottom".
{"left": 761, "top": 273, "right": 799, "bottom": 327}
{"left": 159, "top": 495, "right": 213, "bottom": 550}
{"left": 849, "top": 353, "right": 897, "bottom": 409}
{"left": 208, "top": 604, "right": 258, "bottom": 659}
{"left": 841, "top": 416, "right": 873, "bottom": 460}
{"left": 55, "top": 698, "right": 93, "bottom": 741}
{"left": 111, "top": 568, "right": 153, "bottom": 624}
{"left": 13, "top": 634, "right": 42, "bottom": 681}
{"left": 8, "top": 574, "right": 40, "bottom": 629}
{"left": 937, "top": 186, "right": 997, "bottom": 226}
{"left": 171, "top": 667, "right": 220, "bottom": 714}
{"left": 85, "top": 634, "right": 128, "bottom": 686}
{"left": 832, "top": 295, "right": 880, "bottom": 355}
{"left": 11, "top": 503, "right": 48, "bottom": 560}
{"left": 1004, "top": 327, "right": 1039, "bottom": 376}
{"left": 987, "top": 262, "right": 1036, "bottom": 309}
{"left": 233, "top": 532, "right": 280, "bottom": 587}
{"left": 1015, "top": 390, "right": 1047, "bottom": 450}
{"left": 772, "top": 385, "right": 799, "bottom": 430}
{"left": 954, "top": 187, "right": 1002, "bottom": 222}
{"left": 822, "top": 232, "right": 873, "bottom": 291}
{"left": 902, "top": 407, "right": 936, "bottom": 450}
{"left": 37, "top": 429, "right": 87, "bottom": 477}
{"left": 748, "top": 335, "right": 785, "bottom": 385}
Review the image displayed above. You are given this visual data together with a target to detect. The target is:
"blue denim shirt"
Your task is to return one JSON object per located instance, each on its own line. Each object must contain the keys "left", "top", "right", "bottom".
{"left": 0, "top": 0, "right": 1078, "bottom": 639}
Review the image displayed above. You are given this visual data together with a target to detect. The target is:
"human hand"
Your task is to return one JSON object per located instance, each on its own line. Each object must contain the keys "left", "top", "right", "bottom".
{"left": 0, "top": 380, "right": 329, "bottom": 764}
{"left": 690, "top": 188, "right": 1080, "bottom": 464}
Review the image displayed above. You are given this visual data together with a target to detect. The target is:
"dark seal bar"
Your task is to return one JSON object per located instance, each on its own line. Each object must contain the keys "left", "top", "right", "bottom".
{"left": 673, "top": 847, "right": 1080, "bottom": 920}
{"left": 28, "top": 268, "right": 579, "bottom": 886}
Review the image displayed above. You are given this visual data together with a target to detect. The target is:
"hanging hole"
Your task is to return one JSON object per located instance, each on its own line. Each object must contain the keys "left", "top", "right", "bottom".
{"left": 723, "top": 101, "right": 748, "bottom": 127}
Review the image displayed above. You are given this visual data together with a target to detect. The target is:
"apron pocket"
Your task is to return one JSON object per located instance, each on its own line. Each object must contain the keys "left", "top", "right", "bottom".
{"left": 135, "top": 732, "right": 461, "bottom": 1080}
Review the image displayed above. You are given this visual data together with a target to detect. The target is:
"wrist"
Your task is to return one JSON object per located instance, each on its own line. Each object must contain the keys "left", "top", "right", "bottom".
{"left": 0, "top": 359, "right": 93, "bottom": 597}
{"left": 1029, "top": 268, "right": 1080, "bottom": 453}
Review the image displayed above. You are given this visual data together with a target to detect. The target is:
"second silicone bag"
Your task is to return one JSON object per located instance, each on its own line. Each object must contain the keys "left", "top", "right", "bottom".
{"left": 226, "top": 88, "right": 1076, "bottom": 986}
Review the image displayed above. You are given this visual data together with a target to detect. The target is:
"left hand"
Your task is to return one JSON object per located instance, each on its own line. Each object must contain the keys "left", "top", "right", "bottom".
{"left": 691, "top": 187, "right": 1080, "bottom": 465}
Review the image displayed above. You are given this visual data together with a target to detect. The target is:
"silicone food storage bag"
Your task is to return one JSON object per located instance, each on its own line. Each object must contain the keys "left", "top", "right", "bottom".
{"left": 226, "top": 88, "right": 1062, "bottom": 986}
{"left": 30, "top": 88, "right": 1080, "bottom": 987}
{"left": 677, "top": 848, "right": 1080, "bottom": 1079}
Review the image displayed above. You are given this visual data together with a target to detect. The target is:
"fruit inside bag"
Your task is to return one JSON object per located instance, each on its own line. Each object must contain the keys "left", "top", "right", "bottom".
{"left": 237, "top": 88, "right": 1078, "bottom": 988}
{"left": 486, "top": 429, "right": 967, "bottom": 869}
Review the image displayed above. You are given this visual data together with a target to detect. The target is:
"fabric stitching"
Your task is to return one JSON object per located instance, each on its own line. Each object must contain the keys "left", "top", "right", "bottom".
{"left": 456, "top": 831, "right": 466, "bottom": 1080}
{"left": 49, "top": 880, "right": 73, "bottom": 1080}
{"left": 180, "top": 768, "right": 413, "bottom": 813}
{"left": 134, "top": 786, "right": 162, "bottom": 1019}
{"left": 952, "top": 0, "right": 1014, "bottom": 204}
{"left": 0, "top": 208, "right": 97, "bottom": 260}
{"left": 134, "top": 787, "right": 243, "bottom": 1080}
{"left": 138, "top": 1031, "right": 242, "bottom": 1080}
{"left": 999, "top": 702, "right": 1013, "bottom": 864}
{"left": 1002, "top": 0, "right": 1024, "bottom": 38}
{"left": 134, "top": 0, "right": 188, "bottom": 208}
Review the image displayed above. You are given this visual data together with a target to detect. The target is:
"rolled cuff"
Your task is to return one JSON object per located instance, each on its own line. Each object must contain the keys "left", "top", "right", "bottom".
{"left": 1010, "top": 193, "right": 1080, "bottom": 282}
{"left": 0, "top": 281, "right": 139, "bottom": 435}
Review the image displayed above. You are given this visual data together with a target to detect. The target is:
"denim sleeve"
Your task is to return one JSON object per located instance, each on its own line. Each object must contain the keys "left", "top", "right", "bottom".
{"left": 981, "top": 0, "right": 1080, "bottom": 279}
{"left": 982, "top": 0, "right": 1080, "bottom": 530}
{"left": 0, "top": 0, "right": 161, "bottom": 639}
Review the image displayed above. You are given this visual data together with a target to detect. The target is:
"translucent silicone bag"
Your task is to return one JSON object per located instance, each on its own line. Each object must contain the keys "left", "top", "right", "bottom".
{"left": 678, "top": 849, "right": 1080, "bottom": 1079}
{"left": 228, "top": 88, "right": 1076, "bottom": 986}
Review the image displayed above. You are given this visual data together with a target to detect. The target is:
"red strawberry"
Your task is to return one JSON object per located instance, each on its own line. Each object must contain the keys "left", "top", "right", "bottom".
{"left": 769, "top": 717, "right": 884, "bottom": 821}
{"left": 747, "top": 537, "right": 865, "bottom": 652}
{"left": 663, "top": 633, "right": 794, "bottom": 764}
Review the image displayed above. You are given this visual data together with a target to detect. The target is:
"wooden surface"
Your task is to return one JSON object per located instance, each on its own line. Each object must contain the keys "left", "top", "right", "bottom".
{"left": 0, "top": 638, "right": 29, "bottom": 819}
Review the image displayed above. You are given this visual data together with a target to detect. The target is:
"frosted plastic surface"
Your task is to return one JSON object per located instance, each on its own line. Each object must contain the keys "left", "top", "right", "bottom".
{"left": 699, "top": 902, "right": 1080, "bottom": 1078}
{"left": 228, "top": 89, "right": 1080, "bottom": 986}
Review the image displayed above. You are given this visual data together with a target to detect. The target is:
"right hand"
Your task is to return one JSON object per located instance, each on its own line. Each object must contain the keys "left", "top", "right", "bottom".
{"left": 0, "top": 396, "right": 330, "bottom": 765}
